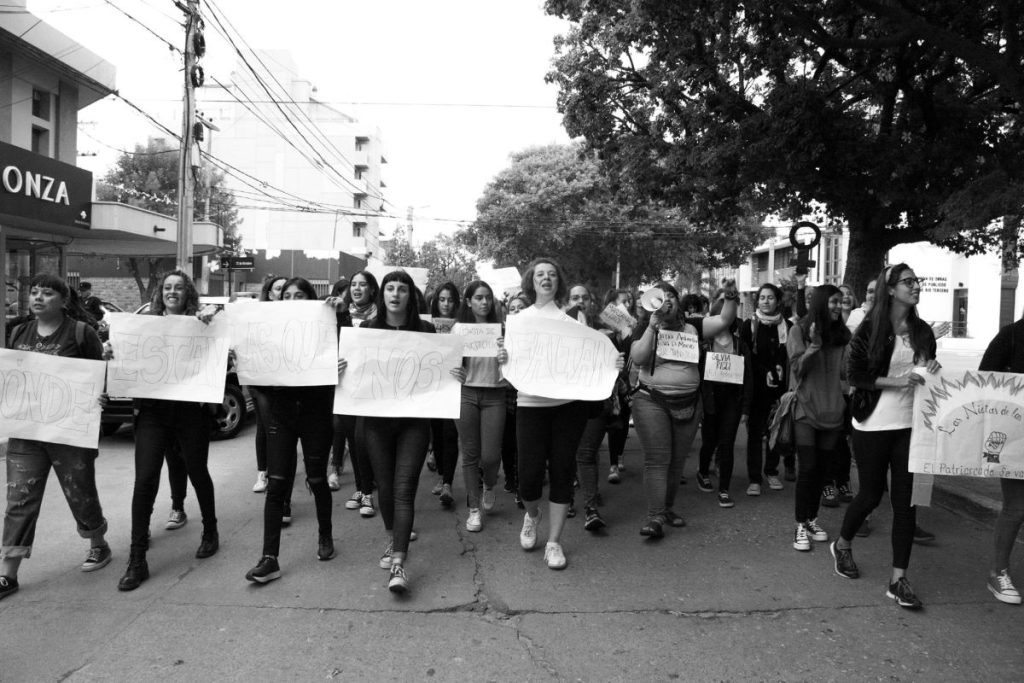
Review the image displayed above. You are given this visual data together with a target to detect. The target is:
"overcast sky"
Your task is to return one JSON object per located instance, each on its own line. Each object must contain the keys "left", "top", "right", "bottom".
{"left": 33, "top": 0, "right": 572, "bottom": 243}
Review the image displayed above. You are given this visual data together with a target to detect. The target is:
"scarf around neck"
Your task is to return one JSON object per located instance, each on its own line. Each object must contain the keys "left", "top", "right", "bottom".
{"left": 751, "top": 309, "right": 786, "bottom": 351}
{"left": 349, "top": 301, "right": 377, "bottom": 322}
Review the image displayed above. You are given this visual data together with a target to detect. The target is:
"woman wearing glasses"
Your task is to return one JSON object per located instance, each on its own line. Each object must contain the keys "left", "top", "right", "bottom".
{"left": 830, "top": 265, "right": 940, "bottom": 610}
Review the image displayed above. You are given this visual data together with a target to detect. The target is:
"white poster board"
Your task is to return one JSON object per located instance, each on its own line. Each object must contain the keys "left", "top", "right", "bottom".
{"left": 365, "top": 262, "right": 429, "bottom": 292}
{"left": 656, "top": 329, "right": 700, "bottom": 363}
{"left": 480, "top": 266, "right": 523, "bottom": 294}
{"left": 105, "top": 313, "right": 230, "bottom": 403}
{"left": 334, "top": 328, "right": 463, "bottom": 418}
{"left": 909, "top": 370, "right": 1024, "bottom": 480}
{"left": 226, "top": 301, "right": 339, "bottom": 386}
{"left": 599, "top": 303, "right": 637, "bottom": 335}
{"left": 502, "top": 315, "right": 619, "bottom": 401}
{"left": 0, "top": 349, "right": 106, "bottom": 449}
{"left": 453, "top": 323, "right": 502, "bottom": 357}
{"left": 704, "top": 352, "right": 744, "bottom": 385}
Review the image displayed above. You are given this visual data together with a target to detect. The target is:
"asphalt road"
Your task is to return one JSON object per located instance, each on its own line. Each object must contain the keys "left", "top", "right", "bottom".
{"left": 1, "top": 419, "right": 1021, "bottom": 682}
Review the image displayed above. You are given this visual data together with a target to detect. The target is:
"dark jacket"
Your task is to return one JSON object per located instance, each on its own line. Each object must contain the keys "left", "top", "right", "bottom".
{"left": 846, "top": 317, "right": 937, "bottom": 421}
{"left": 739, "top": 316, "right": 792, "bottom": 399}
{"left": 979, "top": 319, "right": 1024, "bottom": 373}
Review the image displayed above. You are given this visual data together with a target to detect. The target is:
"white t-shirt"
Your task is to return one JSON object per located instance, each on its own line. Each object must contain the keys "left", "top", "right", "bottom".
{"left": 846, "top": 306, "right": 867, "bottom": 334}
{"left": 853, "top": 334, "right": 916, "bottom": 431}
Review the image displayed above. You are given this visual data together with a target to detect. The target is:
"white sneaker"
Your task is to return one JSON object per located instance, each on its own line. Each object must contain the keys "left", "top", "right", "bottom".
{"left": 746, "top": 483, "right": 762, "bottom": 496}
{"left": 520, "top": 511, "right": 541, "bottom": 550}
{"left": 388, "top": 563, "right": 409, "bottom": 594}
{"left": 988, "top": 569, "right": 1023, "bottom": 605}
{"left": 793, "top": 523, "right": 811, "bottom": 551}
{"left": 805, "top": 518, "right": 829, "bottom": 542}
{"left": 252, "top": 471, "right": 268, "bottom": 493}
{"left": 345, "top": 491, "right": 362, "bottom": 510}
{"left": 327, "top": 471, "right": 341, "bottom": 491}
{"left": 379, "top": 540, "right": 393, "bottom": 569}
{"left": 481, "top": 487, "right": 495, "bottom": 512}
{"left": 466, "top": 508, "right": 482, "bottom": 532}
{"left": 544, "top": 541, "right": 567, "bottom": 570}
{"left": 766, "top": 475, "right": 783, "bottom": 491}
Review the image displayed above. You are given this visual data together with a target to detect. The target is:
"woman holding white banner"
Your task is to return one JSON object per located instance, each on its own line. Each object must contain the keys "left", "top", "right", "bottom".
{"left": 245, "top": 277, "right": 338, "bottom": 584}
{"left": 451, "top": 280, "right": 509, "bottom": 533}
{"left": 353, "top": 270, "right": 441, "bottom": 594}
{"left": 428, "top": 282, "right": 462, "bottom": 508}
{"left": 831, "top": 264, "right": 939, "bottom": 610}
{"left": 250, "top": 275, "right": 287, "bottom": 494}
{"left": 0, "top": 274, "right": 112, "bottom": 602}
{"left": 117, "top": 269, "right": 220, "bottom": 592}
{"left": 512, "top": 259, "right": 625, "bottom": 570}
{"left": 630, "top": 281, "right": 738, "bottom": 540}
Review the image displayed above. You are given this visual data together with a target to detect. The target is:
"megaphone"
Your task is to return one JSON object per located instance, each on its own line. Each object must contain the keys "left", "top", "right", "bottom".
{"left": 639, "top": 288, "right": 665, "bottom": 312}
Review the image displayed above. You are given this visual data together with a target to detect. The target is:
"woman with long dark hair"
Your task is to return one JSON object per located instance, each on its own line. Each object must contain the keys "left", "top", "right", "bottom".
{"left": 451, "top": 280, "right": 509, "bottom": 532}
{"left": 428, "top": 282, "right": 462, "bottom": 508}
{"left": 0, "top": 274, "right": 112, "bottom": 601}
{"left": 786, "top": 284, "right": 849, "bottom": 555}
{"left": 117, "top": 269, "right": 219, "bottom": 591}
{"left": 830, "top": 264, "right": 939, "bottom": 610}
{"left": 326, "top": 276, "right": 350, "bottom": 492}
{"left": 250, "top": 276, "right": 287, "bottom": 495}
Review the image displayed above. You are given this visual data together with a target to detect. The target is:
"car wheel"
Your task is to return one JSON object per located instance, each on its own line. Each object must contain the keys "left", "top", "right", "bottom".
{"left": 100, "top": 422, "right": 122, "bottom": 437}
{"left": 212, "top": 383, "right": 245, "bottom": 440}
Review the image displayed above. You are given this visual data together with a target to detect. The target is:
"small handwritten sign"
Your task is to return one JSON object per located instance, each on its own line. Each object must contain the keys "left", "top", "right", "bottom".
{"left": 503, "top": 315, "right": 619, "bottom": 400}
{"left": 599, "top": 303, "right": 636, "bottom": 335}
{"left": 105, "top": 313, "right": 230, "bottom": 403}
{"left": 656, "top": 329, "right": 700, "bottom": 363}
{"left": 910, "top": 370, "right": 1024, "bottom": 481}
{"left": 226, "top": 301, "right": 339, "bottom": 386}
{"left": 453, "top": 323, "right": 502, "bottom": 357}
{"left": 432, "top": 317, "right": 456, "bottom": 334}
{"left": 704, "top": 352, "right": 744, "bottom": 384}
{"left": 0, "top": 348, "right": 106, "bottom": 449}
{"left": 335, "top": 328, "right": 463, "bottom": 418}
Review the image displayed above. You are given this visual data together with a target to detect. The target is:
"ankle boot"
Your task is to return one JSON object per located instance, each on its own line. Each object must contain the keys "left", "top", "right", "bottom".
{"left": 195, "top": 527, "right": 219, "bottom": 559}
{"left": 117, "top": 553, "right": 149, "bottom": 592}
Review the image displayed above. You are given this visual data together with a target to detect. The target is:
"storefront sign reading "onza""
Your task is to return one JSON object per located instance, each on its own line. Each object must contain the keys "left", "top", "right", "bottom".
{"left": 0, "top": 140, "right": 92, "bottom": 229}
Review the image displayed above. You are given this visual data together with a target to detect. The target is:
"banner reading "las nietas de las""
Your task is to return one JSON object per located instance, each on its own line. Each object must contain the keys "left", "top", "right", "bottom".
{"left": 910, "top": 370, "right": 1024, "bottom": 480}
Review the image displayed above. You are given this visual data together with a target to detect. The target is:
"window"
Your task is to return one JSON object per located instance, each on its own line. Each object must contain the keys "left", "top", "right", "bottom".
{"left": 754, "top": 252, "right": 769, "bottom": 272}
{"left": 353, "top": 193, "right": 366, "bottom": 209}
{"left": 354, "top": 167, "right": 363, "bottom": 180}
{"left": 31, "top": 127, "right": 49, "bottom": 155}
{"left": 352, "top": 222, "right": 366, "bottom": 238}
{"left": 355, "top": 136, "right": 369, "bottom": 151}
{"left": 775, "top": 248, "right": 793, "bottom": 269}
{"left": 32, "top": 89, "right": 51, "bottom": 120}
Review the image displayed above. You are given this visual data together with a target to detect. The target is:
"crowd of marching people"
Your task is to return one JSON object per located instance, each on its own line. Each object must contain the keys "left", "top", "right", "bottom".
{"left": 2, "top": 259, "right": 1023, "bottom": 609}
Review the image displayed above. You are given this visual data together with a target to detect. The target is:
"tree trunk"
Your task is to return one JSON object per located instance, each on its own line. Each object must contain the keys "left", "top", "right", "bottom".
{"left": 843, "top": 217, "right": 893, "bottom": 301}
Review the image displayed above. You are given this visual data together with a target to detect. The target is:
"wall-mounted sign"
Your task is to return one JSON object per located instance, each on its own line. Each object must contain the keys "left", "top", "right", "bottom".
{"left": 219, "top": 255, "right": 255, "bottom": 271}
{"left": 0, "top": 141, "right": 92, "bottom": 228}
{"left": 919, "top": 276, "right": 949, "bottom": 294}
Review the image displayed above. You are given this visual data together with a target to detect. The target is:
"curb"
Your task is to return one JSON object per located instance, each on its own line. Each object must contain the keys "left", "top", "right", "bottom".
{"left": 932, "top": 478, "right": 1001, "bottom": 526}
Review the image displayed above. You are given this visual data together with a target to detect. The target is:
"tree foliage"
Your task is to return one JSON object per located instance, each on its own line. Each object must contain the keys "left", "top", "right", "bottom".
{"left": 96, "top": 137, "right": 242, "bottom": 302}
{"left": 545, "top": 1, "right": 1024, "bottom": 294}
{"left": 463, "top": 143, "right": 765, "bottom": 290}
{"left": 385, "top": 226, "right": 477, "bottom": 292}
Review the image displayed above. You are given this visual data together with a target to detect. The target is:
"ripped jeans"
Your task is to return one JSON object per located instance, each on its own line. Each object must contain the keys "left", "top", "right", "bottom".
{"left": 3, "top": 439, "right": 107, "bottom": 559}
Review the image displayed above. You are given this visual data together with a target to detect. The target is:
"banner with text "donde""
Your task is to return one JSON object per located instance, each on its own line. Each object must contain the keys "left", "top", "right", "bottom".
{"left": 502, "top": 315, "right": 619, "bottom": 401}
{"left": 0, "top": 349, "right": 106, "bottom": 449}
{"left": 910, "top": 370, "right": 1024, "bottom": 480}
{"left": 226, "top": 301, "right": 339, "bottom": 386}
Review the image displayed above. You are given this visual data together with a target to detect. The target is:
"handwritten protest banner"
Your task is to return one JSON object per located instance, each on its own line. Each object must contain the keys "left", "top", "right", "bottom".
{"left": 656, "top": 329, "right": 700, "bottom": 363}
{"left": 910, "top": 370, "right": 1024, "bottom": 481}
{"left": 453, "top": 323, "right": 502, "bottom": 357}
{"left": 105, "top": 313, "right": 230, "bottom": 403}
{"left": 432, "top": 317, "right": 456, "bottom": 334}
{"left": 704, "top": 352, "right": 744, "bottom": 384}
{"left": 599, "top": 303, "right": 637, "bottom": 335}
{"left": 0, "top": 349, "right": 106, "bottom": 449}
{"left": 226, "top": 301, "right": 339, "bottom": 386}
{"left": 334, "top": 328, "right": 463, "bottom": 418}
{"left": 502, "top": 315, "right": 619, "bottom": 400}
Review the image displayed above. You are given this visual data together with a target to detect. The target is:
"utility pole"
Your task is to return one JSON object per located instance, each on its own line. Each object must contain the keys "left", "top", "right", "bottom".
{"left": 175, "top": 0, "right": 201, "bottom": 271}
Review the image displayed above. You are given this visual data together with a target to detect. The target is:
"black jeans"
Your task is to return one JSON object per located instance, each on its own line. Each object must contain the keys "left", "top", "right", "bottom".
{"left": 517, "top": 401, "right": 590, "bottom": 505}
{"left": 363, "top": 417, "right": 431, "bottom": 554}
{"left": 841, "top": 428, "right": 916, "bottom": 569}
{"left": 747, "top": 388, "right": 794, "bottom": 483}
{"left": 699, "top": 385, "right": 743, "bottom": 492}
{"left": 501, "top": 409, "right": 518, "bottom": 487}
{"left": 261, "top": 386, "right": 334, "bottom": 557}
{"left": 249, "top": 386, "right": 271, "bottom": 472}
{"left": 166, "top": 445, "right": 187, "bottom": 510}
{"left": 430, "top": 419, "right": 460, "bottom": 486}
{"left": 606, "top": 403, "right": 631, "bottom": 468}
{"left": 793, "top": 422, "right": 839, "bottom": 524}
{"left": 131, "top": 401, "right": 216, "bottom": 555}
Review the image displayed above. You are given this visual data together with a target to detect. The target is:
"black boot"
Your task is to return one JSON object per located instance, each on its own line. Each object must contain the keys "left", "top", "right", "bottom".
{"left": 117, "top": 553, "right": 149, "bottom": 592}
{"left": 195, "top": 527, "right": 219, "bottom": 559}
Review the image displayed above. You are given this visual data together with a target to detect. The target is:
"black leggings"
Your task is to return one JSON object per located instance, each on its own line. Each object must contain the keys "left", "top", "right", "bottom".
{"left": 430, "top": 419, "right": 460, "bottom": 485}
{"left": 793, "top": 422, "right": 839, "bottom": 523}
{"left": 841, "top": 428, "right": 916, "bottom": 569}
{"left": 606, "top": 403, "right": 631, "bottom": 467}
{"left": 747, "top": 389, "right": 793, "bottom": 482}
{"left": 699, "top": 386, "right": 743, "bottom": 492}
{"left": 261, "top": 387, "right": 334, "bottom": 558}
{"left": 516, "top": 401, "right": 589, "bottom": 505}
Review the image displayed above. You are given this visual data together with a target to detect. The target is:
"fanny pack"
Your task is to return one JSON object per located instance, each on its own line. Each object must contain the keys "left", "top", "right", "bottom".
{"left": 639, "top": 383, "right": 699, "bottom": 421}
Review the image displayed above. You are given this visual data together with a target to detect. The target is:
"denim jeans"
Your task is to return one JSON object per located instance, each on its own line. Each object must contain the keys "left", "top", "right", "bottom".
{"left": 363, "top": 417, "right": 430, "bottom": 554}
{"left": 575, "top": 412, "right": 607, "bottom": 508}
{"left": 458, "top": 386, "right": 507, "bottom": 509}
{"left": 131, "top": 401, "right": 216, "bottom": 555}
{"left": 516, "top": 401, "right": 590, "bottom": 505}
{"left": 995, "top": 478, "right": 1024, "bottom": 570}
{"left": 2, "top": 439, "right": 108, "bottom": 558}
{"left": 699, "top": 385, "right": 743, "bottom": 492}
{"left": 841, "top": 428, "right": 916, "bottom": 569}
{"left": 262, "top": 386, "right": 334, "bottom": 557}
{"left": 793, "top": 421, "right": 840, "bottom": 524}
{"left": 632, "top": 391, "right": 703, "bottom": 523}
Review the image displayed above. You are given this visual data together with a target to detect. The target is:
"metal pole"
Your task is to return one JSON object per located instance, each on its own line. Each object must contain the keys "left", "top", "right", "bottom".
{"left": 175, "top": 0, "right": 199, "bottom": 272}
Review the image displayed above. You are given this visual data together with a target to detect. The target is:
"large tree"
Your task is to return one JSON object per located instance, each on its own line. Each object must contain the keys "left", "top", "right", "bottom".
{"left": 96, "top": 137, "right": 242, "bottom": 303}
{"left": 463, "top": 143, "right": 766, "bottom": 289}
{"left": 545, "top": 1, "right": 1024, "bottom": 294}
